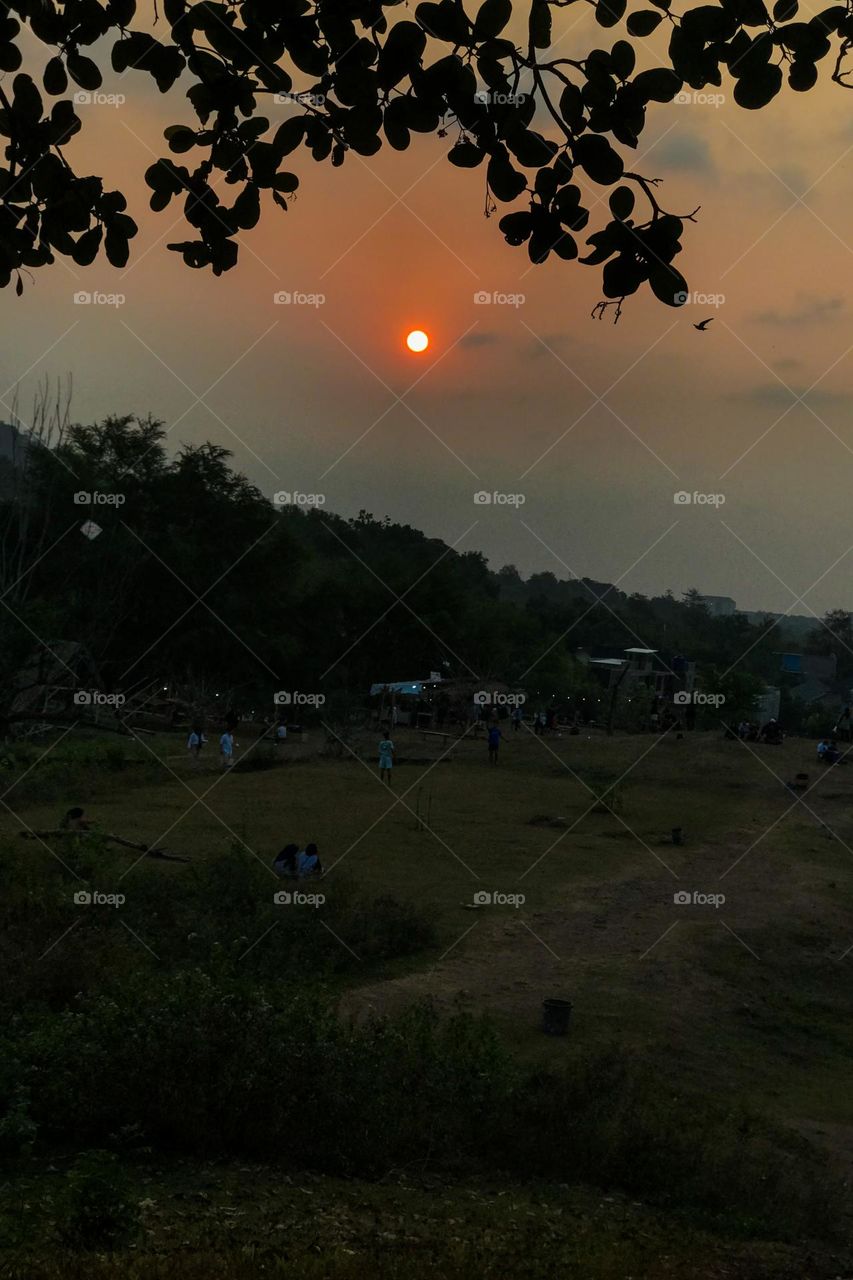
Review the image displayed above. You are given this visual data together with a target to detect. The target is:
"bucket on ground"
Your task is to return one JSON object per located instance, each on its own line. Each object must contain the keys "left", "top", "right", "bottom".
{"left": 542, "top": 998, "right": 572, "bottom": 1036}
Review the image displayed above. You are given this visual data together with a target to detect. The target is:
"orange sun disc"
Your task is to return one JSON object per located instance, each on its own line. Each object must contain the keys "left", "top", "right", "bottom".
{"left": 406, "top": 329, "right": 429, "bottom": 353}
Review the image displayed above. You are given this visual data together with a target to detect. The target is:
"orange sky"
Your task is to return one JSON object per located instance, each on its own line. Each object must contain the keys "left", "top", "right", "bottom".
{"left": 3, "top": 11, "right": 853, "bottom": 614}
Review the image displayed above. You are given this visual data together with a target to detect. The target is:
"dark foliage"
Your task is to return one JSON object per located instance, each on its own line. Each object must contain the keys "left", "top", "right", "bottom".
{"left": 2, "top": 0, "right": 851, "bottom": 306}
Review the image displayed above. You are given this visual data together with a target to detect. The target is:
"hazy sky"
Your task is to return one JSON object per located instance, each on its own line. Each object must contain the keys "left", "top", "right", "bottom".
{"left": 3, "top": 11, "right": 853, "bottom": 616}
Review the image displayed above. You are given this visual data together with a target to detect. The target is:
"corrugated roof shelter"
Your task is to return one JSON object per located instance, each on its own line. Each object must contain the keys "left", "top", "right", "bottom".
{"left": 369, "top": 681, "right": 424, "bottom": 697}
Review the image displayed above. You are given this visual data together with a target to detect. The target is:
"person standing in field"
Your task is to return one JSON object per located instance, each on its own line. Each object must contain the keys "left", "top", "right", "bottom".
{"left": 487, "top": 723, "right": 502, "bottom": 765}
{"left": 220, "top": 727, "right": 236, "bottom": 770}
{"left": 187, "top": 726, "right": 205, "bottom": 764}
{"left": 378, "top": 733, "right": 395, "bottom": 785}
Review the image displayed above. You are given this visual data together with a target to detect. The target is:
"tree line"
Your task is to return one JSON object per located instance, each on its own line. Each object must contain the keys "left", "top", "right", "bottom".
{"left": 0, "top": 409, "right": 834, "bottom": 731}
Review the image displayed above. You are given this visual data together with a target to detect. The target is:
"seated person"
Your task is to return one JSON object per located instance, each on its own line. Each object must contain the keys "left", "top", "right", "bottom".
{"left": 761, "top": 719, "right": 783, "bottom": 744}
{"left": 60, "top": 806, "right": 92, "bottom": 832}
{"left": 273, "top": 842, "right": 299, "bottom": 877}
{"left": 297, "top": 842, "right": 322, "bottom": 877}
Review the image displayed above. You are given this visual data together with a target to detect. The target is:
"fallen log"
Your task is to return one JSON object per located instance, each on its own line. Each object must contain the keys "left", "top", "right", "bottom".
{"left": 19, "top": 830, "right": 191, "bottom": 862}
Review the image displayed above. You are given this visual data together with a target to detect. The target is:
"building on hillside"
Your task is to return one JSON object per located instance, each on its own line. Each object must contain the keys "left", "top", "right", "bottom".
{"left": 584, "top": 647, "right": 696, "bottom": 702}
{"left": 368, "top": 676, "right": 529, "bottom": 728}
{"left": 368, "top": 676, "right": 469, "bottom": 728}
{"left": 756, "top": 687, "right": 781, "bottom": 723}
{"left": 697, "top": 594, "right": 737, "bottom": 616}
{"left": 776, "top": 652, "right": 848, "bottom": 716}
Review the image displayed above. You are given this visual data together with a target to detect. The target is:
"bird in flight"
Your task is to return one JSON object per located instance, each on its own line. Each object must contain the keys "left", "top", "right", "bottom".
{"left": 693, "top": 318, "right": 714, "bottom": 331}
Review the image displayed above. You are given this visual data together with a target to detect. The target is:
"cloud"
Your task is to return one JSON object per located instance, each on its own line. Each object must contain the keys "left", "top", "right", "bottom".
{"left": 527, "top": 332, "right": 571, "bottom": 356}
{"left": 654, "top": 132, "right": 714, "bottom": 174}
{"left": 460, "top": 331, "right": 500, "bottom": 348}
{"left": 727, "top": 384, "right": 849, "bottom": 410}
{"left": 751, "top": 295, "right": 845, "bottom": 326}
{"left": 773, "top": 165, "right": 809, "bottom": 197}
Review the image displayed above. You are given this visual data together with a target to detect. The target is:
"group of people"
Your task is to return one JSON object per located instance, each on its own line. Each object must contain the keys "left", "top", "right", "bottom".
{"left": 272, "top": 842, "right": 322, "bottom": 878}
{"left": 734, "top": 718, "right": 784, "bottom": 745}
{"left": 817, "top": 738, "right": 844, "bottom": 765}
{"left": 531, "top": 708, "right": 555, "bottom": 735}
{"left": 187, "top": 726, "right": 240, "bottom": 770}
{"left": 188, "top": 719, "right": 289, "bottom": 771}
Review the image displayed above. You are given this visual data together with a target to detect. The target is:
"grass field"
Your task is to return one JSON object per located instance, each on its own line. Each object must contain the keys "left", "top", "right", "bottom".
{"left": 2, "top": 723, "right": 852, "bottom": 1276}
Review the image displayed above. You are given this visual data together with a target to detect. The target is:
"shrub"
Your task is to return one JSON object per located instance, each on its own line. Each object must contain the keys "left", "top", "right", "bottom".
{"left": 52, "top": 1152, "right": 139, "bottom": 1250}
{"left": 9, "top": 976, "right": 841, "bottom": 1241}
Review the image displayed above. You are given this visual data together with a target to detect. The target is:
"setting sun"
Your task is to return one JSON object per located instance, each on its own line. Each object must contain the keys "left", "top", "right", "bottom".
{"left": 405, "top": 329, "right": 429, "bottom": 353}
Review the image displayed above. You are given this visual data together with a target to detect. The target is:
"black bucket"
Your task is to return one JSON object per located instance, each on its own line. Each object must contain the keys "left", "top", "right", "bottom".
{"left": 542, "top": 998, "right": 573, "bottom": 1036}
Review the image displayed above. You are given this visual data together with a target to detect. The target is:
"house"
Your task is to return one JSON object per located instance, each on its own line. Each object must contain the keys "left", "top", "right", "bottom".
{"left": 756, "top": 687, "right": 781, "bottom": 722}
{"left": 697, "top": 594, "right": 737, "bottom": 617}
{"left": 368, "top": 676, "right": 457, "bottom": 727}
{"left": 584, "top": 647, "right": 696, "bottom": 701}
{"left": 777, "top": 652, "right": 847, "bottom": 715}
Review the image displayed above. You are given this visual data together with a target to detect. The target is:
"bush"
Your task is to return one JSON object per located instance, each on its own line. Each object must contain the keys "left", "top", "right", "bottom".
{"left": 7, "top": 975, "right": 840, "bottom": 1241}
{"left": 0, "top": 844, "right": 437, "bottom": 1016}
{"left": 492, "top": 1049, "right": 839, "bottom": 1238}
{"left": 15, "top": 975, "right": 511, "bottom": 1175}
{"left": 52, "top": 1152, "right": 139, "bottom": 1250}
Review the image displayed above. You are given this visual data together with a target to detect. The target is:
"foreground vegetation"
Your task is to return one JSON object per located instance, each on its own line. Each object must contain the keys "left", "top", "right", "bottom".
{"left": 2, "top": 724, "right": 852, "bottom": 1277}
{"left": 2, "top": 1160, "right": 846, "bottom": 1280}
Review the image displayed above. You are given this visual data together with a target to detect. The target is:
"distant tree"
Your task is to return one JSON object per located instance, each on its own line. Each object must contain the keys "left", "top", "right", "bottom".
{"left": 2, "top": 0, "right": 851, "bottom": 309}
{"left": 806, "top": 608, "right": 853, "bottom": 670}
{"left": 0, "top": 403, "right": 795, "bottom": 735}
{"left": 705, "top": 667, "right": 765, "bottom": 728}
